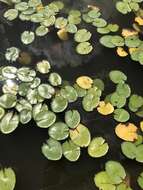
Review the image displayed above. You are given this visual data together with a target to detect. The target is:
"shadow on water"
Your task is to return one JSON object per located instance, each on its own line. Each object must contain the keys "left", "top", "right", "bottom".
{"left": 0, "top": 0, "right": 143, "bottom": 190}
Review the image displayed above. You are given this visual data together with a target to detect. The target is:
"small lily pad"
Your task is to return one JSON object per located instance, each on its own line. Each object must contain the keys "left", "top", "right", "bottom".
{"left": 38, "top": 84, "right": 55, "bottom": 99}
{"left": 51, "top": 95, "right": 68, "bottom": 113}
{"left": 35, "top": 25, "right": 49, "bottom": 36}
{"left": 17, "top": 67, "right": 36, "bottom": 82}
{"left": 65, "top": 110, "right": 80, "bottom": 129}
{"left": 37, "top": 60, "right": 51, "bottom": 74}
{"left": 109, "top": 70, "right": 127, "bottom": 84}
{"left": 0, "top": 94, "right": 17, "bottom": 109}
{"left": 2, "top": 66, "right": 17, "bottom": 79}
{"left": 60, "top": 85, "right": 78, "bottom": 103}
{"left": 55, "top": 17, "right": 68, "bottom": 29}
{"left": 62, "top": 140, "right": 80, "bottom": 162}
{"left": 137, "top": 172, "right": 143, "bottom": 189}
{"left": 88, "top": 137, "right": 109, "bottom": 158}
{"left": 0, "top": 112, "right": 19, "bottom": 134}
{"left": 4, "top": 9, "right": 18, "bottom": 21}
{"left": 21, "top": 31, "right": 35, "bottom": 45}
{"left": 42, "top": 138, "right": 62, "bottom": 161}
{"left": 5, "top": 47, "right": 20, "bottom": 62}
{"left": 74, "top": 29, "right": 91, "bottom": 43}
{"left": 48, "top": 122, "right": 69, "bottom": 141}
{"left": 121, "top": 142, "right": 136, "bottom": 159}
{"left": 70, "top": 124, "right": 91, "bottom": 147}
{"left": 48, "top": 72, "right": 62, "bottom": 86}
{"left": 20, "top": 109, "right": 32, "bottom": 124}
{"left": 114, "top": 108, "right": 130, "bottom": 122}
{"left": 0, "top": 107, "right": 5, "bottom": 120}
{"left": 76, "top": 42, "right": 93, "bottom": 55}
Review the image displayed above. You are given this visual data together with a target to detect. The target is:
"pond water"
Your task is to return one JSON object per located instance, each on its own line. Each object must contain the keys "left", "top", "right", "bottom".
{"left": 0, "top": 0, "right": 143, "bottom": 190}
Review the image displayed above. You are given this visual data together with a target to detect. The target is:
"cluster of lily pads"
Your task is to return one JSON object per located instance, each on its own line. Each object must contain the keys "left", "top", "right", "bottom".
{"left": 94, "top": 161, "right": 133, "bottom": 190}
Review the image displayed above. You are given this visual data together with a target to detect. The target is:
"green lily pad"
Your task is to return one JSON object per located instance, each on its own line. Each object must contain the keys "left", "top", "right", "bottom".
{"left": 109, "top": 70, "right": 127, "bottom": 84}
{"left": 105, "top": 161, "right": 126, "bottom": 184}
{"left": 60, "top": 85, "right": 78, "bottom": 103}
{"left": 94, "top": 171, "right": 116, "bottom": 190}
{"left": 51, "top": 95, "right": 68, "bottom": 113}
{"left": 114, "top": 108, "right": 130, "bottom": 122}
{"left": 48, "top": 72, "right": 62, "bottom": 86}
{"left": 15, "top": 2, "right": 28, "bottom": 11}
{"left": 74, "top": 29, "right": 91, "bottom": 43}
{"left": 21, "top": 31, "right": 35, "bottom": 45}
{"left": 26, "top": 89, "right": 44, "bottom": 104}
{"left": 92, "top": 18, "right": 107, "bottom": 28}
{"left": 18, "top": 83, "right": 30, "bottom": 96}
{"left": 82, "top": 93, "right": 100, "bottom": 112}
{"left": 0, "top": 112, "right": 19, "bottom": 134}
{"left": 36, "top": 60, "right": 51, "bottom": 74}
{"left": 0, "top": 107, "right": 5, "bottom": 120}
{"left": 93, "top": 79, "right": 105, "bottom": 91}
{"left": 5, "top": 47, "right": 20, "bottom": 62}
{"left": 2, "top": 81, "right": 18, "bottom": 95}
{"left": 68, "top": 14, "right": 81, "bottom": 25}
{"left": 33, "top": 103, "right": 48, "bottom": 119}
{"left": 42, "top": 138, "right": 62, "bottom": 161}
{"left": 88, "top": 9, "right": 101, "bottom": 18}
{"left": 48, "top": 122, "right": 69, "bottom": 140}
{"left": 110, "top": 93, "right": 126, "bottom": 108}
{"left": 16, "top": 99, "right": 32, "bottom": 112}
{"left": 111, "top": 35, "right": 124, "bottom": 47}
{"left": 125, "top": 35, "right": 141, "bottom": 48}
{"left": 82, "top": 14, "right": 94, "bottom": 23}
{"left": 65, "top": 110, "right": 80, "bottom": 129}
{"left": 88, "top": 137, "right": 109, "bottom": 158}
{"left": 65, "top": 24, "right": 77, "bottom": 33}
{"left": 116, "top": 183, "right": 133, "bottom": 190}
{"left": 129, "top": 94, "right": 143, "bottom": 112}
{"left": 69, "top": 9, "right": 81, "bottom": 17}
{"left": 121, "top": 142, "right": 136, "bottom": 159}
{"left": 70, "top": 124, "right": 91, "bottom": 147}
{"left": 116, "top": 1, "right": 131, "bottom": 14}
{"left": 4, "top": 9, "right": 18, "bottom": 21}
{"left": 97, "top": 27, "right": 110, "bottom": 34}
{"left": 38, "top": 84, "right": 55, "bottom": 99}
{"left": 0, "top": 94, "right": 17, "bottom": 109}
{"left": 55, "top": 17, "right": 68, "bottom": 29}
{"left": 0, "top": 168, "right": 16, "bottom": 190}
{"left": 135, "top": 135, "right": 143, "bottom": 146}
{"left": 20, "top": 109, "right": 32, "bottom": 124}
{"left": 62, "top": 140, "right": 80, "bottom": 162}
{"left": 100, "top": 35, "right": 116, "bottom": 48}
{"left": 30, "top": 77, "right": 41, "bottom": 88}
{"left": 136, "top": 144, "right": 143, "bottom": 163}
{"left": 30, "top": 13, "right": 44, "bottom": 23}
{"left": 73, "top": 84, "right": 87, "bottom": 97}
{"left": 76, "top": 42, "right": 93, "bottom": 55}
{"left": 2, "top": 66, "right": 17, "bottom": 79}
{"left": 35, "top": 25, "right": 49, "bottom": 36}
{"left": 28, "top": 0, "right": 41, "bottom": 7}
{"left": 17, "top": 67, "right": 36, "bottom": 82}
{"left": 108, "top": 24, "right": 119, "bottom": 32}
{"left": 116, "top": 83, "right": 131, "bottom": 98}
{"left": 137, "top": 172, "right": 143, "bottom": 189}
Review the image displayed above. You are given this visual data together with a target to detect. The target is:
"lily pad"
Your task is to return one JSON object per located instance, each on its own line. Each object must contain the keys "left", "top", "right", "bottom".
{"left": 48, "top": 122, "right": 69, "bottom": 141}
{"left": 36, "top": 60, "right": 51, "bottom": 74}
{"left": 20, "top": 109, "right": 32, "bottom": 124}
{"left": 114, "top": 108, "right": 130, "bottom": 122}
{"left": 65, "top": 110, "right": 80, "bottom": 129}
{"left": 51, "top": 95, "right": 68, "bottom": 113}
{"left": 42, "top": 138, "right": 62, "bottom": 161}
{"left": 21, "top": 31, "right": 35, "bottom": 45}
{"left": 137, "top": 172, "right": 143, "bottom": 189}
{"left": 35, "top": 25, "right": 49, "bottom": 36}
{"left": 60, "top": 85, "right": 78, "bottom": 103}
{"left": 0, "top": 94, "right": 17, "bottom": 109}
{"left": 109, "top": 70, "right": 127, "bottom": 84}
{"left": 5, "top": 47, "right": 20, "bottom": 62}
{"left": 88, "top": 137, "right": 109, "bottom": 158}
{"left": 48, "top": 72, "right": 62, "bottom": 86}
{"left": 4, "top": 9, "right": 18, "bottom": 21}
{"left": 76, "top": 42, "right": 93, "bottom": 55}
{"left": 74, "top": 29, "right": 91, "bottom": 43}
{"left": 38, "top": 84, "right": 55, "bottom": 99}
{"left": 70, "top": 124, "right": 91, "bottom": 147}
{"left": 17, "top": 67, "right": 36, "bottom": 82}
{"left": 62, "top": 140, "right": 80, "bottom": 162}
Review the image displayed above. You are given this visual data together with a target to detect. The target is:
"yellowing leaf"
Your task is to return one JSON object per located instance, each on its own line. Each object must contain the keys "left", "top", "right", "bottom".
{"left": 140, "top": 121, "right": 143, "bottom": 132}
{"left": 128, "top": 47, "right": 137, "bottom": 54}
{"left": 116, "top": 47, "right": 128, "bottom": 57}
{"left": 57, "top": 28, "right": 69, "bottom": 41}
{"left": 76, "top": 76, "right": 93, "bottom": 89}
{"left": 135, "top": 16, "right": 143, "bottom": 26}
{"left": 36, "top": 3, "right": 44, "bottom": 11}
{"left": 115, "top": 123, "right": 138, "bottom": 142}
{"left": 97, "top": 101, "right": 114, "bottom": 115}
{"left": 121, "top": 29, "right": 138, "bottom": 37}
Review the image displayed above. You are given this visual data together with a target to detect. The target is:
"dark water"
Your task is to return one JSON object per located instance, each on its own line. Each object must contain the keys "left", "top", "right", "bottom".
{"left": 0, "top": 0, "right": 143, "bottom": 190}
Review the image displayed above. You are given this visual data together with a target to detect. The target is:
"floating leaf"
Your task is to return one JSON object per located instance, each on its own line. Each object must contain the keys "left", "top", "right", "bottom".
{"left": 26, "top": 88, "right": 43, "bottom": 104}
{"left": 36, "top": 60, "right": 51, "bottom": 74}
{"left": 97, "top": 101, "right": 114, "bottom": 115}
{"left": 48, "top": 72, "right": 62, "bottom": 86}
{"left": 0, "top": 112, "right": 19, "bottom": 134}
{"left": 35, "top": 25, "right": 49, "bottom": 36}
{"left": 4, "top": 9, "right": 18, "bottom": 21}
{"left": 2, "top": 66, "right": 17, "bottom": 79}
{"left": 121, "top": 142, "right": 137, "bottom": 159}
{"left": 116, "top": 1, "right": 131, "bottom": 14}
{"left": 51, "top": 95, "right": 68, "bottom": 113}
{"left": 55, "top": 17, "right": 67, "bottom": 29}
{"left": 15, "top": 2, "right": 29, "bottom": 11}
{"left": 110, "top": 93, "right": 126, "bottom": 108}
{"left": 109, "top": 70, "right": 127, "bottom": 84}
{"left": 116, "top": 83, "right": 131, "bottom": 98}
{"left": 93, "top": 79, "right": 104, "bottom": 91}
{"left": 76, "top": 76, "right": 93, "bottom": 89}
{"left": 135, "top": 16, "right": 143, "bottom": 26}
{"left": 18, "top": 83, "right": 30, "bottom": 96}
{"left": 115, "top": 123, "right": 138, "bottom": 141}
{"left": 125, "top": 35, "right": 141, "bottom": 48}
{"left": 100, "top": 35, "right": 116, "bottom": 48}
{"left": 117, "top": 47, "right": 128, "bottom": 57}
{"left": 92, "top": 18, "right": 107, "bottom": 28}
{"left": 0, "top": 94, "right": 17, "bottom": 109}
{"left": 73, "top": 84, "right": 87, "bottom": 97}
{"left": 65, "top": 110, "right": 80, "bottom": 129}
{"left": 65, "top": 24, "right": 77, "bottom": 33}
{"left": 62, "top": 140, "right": 80, "bottom": 162}
{"left": 48, "top": 122, "right": 69, "bottom": 141}
{"left": 2, "top": 81, "right": 18, "bottom": 95}
{"left": 17, "top": 67, "right": 36, "bottom": 82}
{"left": 74, "top": 29, "right": 91, "bottom": 43}
{"left": 136, "top": 144, "right": 143, "bottom": 162}
{"left": 88, "top": 137, "right": 109, "bottom": 158}
{"left": 129, "top": 94, "right": 143, "bottom": 112}
{"left": 38, "top": 84, "right": 55, "bottom": 99}
{"left": 76, "top": 42, "right": 93, "bottom": 55}
{"left": 19, "top": 109, "right": 32, "bottom": 124}
{"left": 137, "top": 172, "right": 143, "bottom": 189}
{"left": 5, "top": 47, "right": 20, "bottom": 62}
{"left": 0, "top": 107, "right": 5, "bottom": 120}
{"left": 111, "top": 35, "right": 124, "bottom": 47}
{"left": 21, "top": 31, "right": 35, "bottom": 45}
{"left": 42, "top": 138, "right": 62, "bottom": 161}
{"left": 60, "top": 85, "right": 78, "bottom": 103}
{"left": 0, "top": 168, "right": 16, "bottom": 190}
{"left": 70, "top": 124, "right": 91, "bottom": 147}
{"left": 105, "top": 161, "right": 126, "bottom": 184}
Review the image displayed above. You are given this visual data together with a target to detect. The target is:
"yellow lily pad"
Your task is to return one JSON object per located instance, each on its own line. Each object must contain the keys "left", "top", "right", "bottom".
{"left": 97, "top": 101, "right": 114, "bottom": 115}
{"left": 76, "top": 76, "right": 93, "bottom": 89}
{"left": 135, "top": 16, "right": 143, "bottom": 26}
{"left": 116, "top": 47, "right": 128, "bottom": 57}
{"left": 57, "top": 28, "right": 69, "bottom": 41}
{"left": 115, "top": 123, "right": 138, "bottom": 142}
{"left": 121, "top": 29, "right": 138, "bottom": 37}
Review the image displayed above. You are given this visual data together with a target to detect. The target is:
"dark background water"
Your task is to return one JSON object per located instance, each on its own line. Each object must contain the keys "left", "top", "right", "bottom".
{"left": 0, "top": 0, "right": 143, "bottom": 190}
